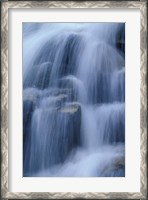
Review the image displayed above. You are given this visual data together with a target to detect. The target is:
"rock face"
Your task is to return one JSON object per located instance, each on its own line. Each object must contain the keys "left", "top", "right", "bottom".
{"left": 103, "top": 157, "right": 125, "bottom": 177}
{"left": 23, "top": 99, "right": 35, "bottom": 173}
{"left": 23, "top": 100, "right": 34, "bottom": 138}
{"left": 23, "top": 90, "right": 81, "bottom": 174}
{"left": 59, "top": 102, "right": 81, "bottom": 149}
{"left": 52, "top": 102, "right": 81, "bottom": 164}
{"left": 116, "top": 24, "right": 125, "bottom": 54}
{"left": 99, "top": 146, "right": 125, "bottom": 177}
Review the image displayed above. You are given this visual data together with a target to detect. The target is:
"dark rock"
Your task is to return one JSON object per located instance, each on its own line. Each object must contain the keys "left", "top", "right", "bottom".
{"left": 59, "top": 102, "right": 81, "bottom": 151}
{"left": 26, "top": 102, "right": 81, "bottom": 174}
{"left": 23, "top": 99, "right": 35, "bottom": 173}
{"left": 100, "top": 151, "right": 125, "bottom": 177}
{"left": 50, "top": 102, "right": 81, "bottom": 165}
{"left": 23, "top": 99, "right": 35, "bottom": 139}
{"left": 116, "top": 24, "right": 125, "bottom": 54}
{"left": 59, "top": 34, "right": 82, "bottom": 77}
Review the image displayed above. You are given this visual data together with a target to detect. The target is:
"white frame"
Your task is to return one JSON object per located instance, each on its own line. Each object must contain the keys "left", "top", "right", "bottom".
{"left": 1, "top": 1, "right": 147, "bottom": 199}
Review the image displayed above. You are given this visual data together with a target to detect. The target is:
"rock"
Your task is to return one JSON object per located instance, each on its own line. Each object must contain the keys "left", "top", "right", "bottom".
{"left": 59, "top": 102, "right": 81, "bottom": 113}
{"left": 26, "top": 101, "right": 82, "bottom": 173}
{"left": 100, "top": 154, "right": 125, "bottom": 177}
{"left": 23, "top": 99, "right": 35, "bottom": 173}
{"left": 23, "top": 99, "right": 35, "bottom": 137}
{"left": 41, "top": 94, "right": 68, "bottom": 109}
{"left": 55, "top": 102, "right": 81, "bottom": 163}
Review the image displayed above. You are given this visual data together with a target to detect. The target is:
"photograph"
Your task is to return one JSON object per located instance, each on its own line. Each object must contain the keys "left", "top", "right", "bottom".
{"left": 1, "top": 0, "right": 147, "bottom": 199}
{"left": 23, "top": 23, "right": 125, "bottom": 177}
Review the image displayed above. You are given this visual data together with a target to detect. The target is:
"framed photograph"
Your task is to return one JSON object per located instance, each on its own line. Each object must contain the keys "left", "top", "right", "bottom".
{"left": 1, "top": 1, "right": 147, "bottom": 199}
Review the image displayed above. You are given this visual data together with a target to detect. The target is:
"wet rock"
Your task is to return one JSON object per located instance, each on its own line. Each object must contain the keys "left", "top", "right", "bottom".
{"left": 59, "top": 102, "right": 81, "bottom": 113}
{"left": 26, "top": 102, "right": 82, "bottom": 173}
{"left": 23, "top": 99, "right": 35, "bottom": 138}
{"left": 55, "top": 103, "right": 81, "bottom": 162}
{"left": 40, "top": 94, "right": 68, "bottom": 109}
{"left": 54, "top": 102, "right": 81, "bottom": 164}
{"left": 23, "top": 99, "right": 35, "bottom": 173}
{"left": 100, "top": 153, "right": 125, "bottom": 177}
{"left": 59, "top": 34, "right": 82, "bottom": 76}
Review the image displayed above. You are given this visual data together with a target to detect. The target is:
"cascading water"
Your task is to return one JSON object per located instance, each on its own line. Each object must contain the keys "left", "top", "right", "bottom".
{"left": 23, "top": 23, "right": 125, "bottom": 177}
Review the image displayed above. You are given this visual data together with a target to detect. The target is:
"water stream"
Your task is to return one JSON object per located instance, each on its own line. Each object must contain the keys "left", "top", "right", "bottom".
{"left": 23, "top": 23, "right": 125, "bottom": 177}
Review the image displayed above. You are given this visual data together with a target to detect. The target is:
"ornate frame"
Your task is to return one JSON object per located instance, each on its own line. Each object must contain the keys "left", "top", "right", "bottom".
{"left": 1, "top": 1, "right": 147, "bottom": 199}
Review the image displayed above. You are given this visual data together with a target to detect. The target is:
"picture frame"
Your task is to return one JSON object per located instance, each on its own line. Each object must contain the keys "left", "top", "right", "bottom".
{"left": 1, "top": 1, "right": 147, "bottom": 199}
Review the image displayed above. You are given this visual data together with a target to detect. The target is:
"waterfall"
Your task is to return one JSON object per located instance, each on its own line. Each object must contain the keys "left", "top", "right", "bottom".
{"left": 23, "top": 23, "right": 125, "bottom": 177}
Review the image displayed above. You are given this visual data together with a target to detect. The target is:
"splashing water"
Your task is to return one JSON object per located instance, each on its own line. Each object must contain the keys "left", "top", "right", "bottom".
{"left": 23, "top": 23, "right": 125, "bottom": 177}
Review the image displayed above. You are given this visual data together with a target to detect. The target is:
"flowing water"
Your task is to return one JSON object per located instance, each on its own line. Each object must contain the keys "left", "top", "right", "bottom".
{"left": 23, "top": 23, "right": 125, "bottom": 177}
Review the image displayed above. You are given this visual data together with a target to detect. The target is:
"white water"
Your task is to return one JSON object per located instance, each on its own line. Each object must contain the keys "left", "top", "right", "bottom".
{"left": 23, "top": 23, "right": 125, "bottom": 177}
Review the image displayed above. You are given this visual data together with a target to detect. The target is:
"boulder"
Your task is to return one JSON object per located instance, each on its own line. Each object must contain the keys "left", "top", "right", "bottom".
{"left": 53, "top": 102, "right": 81, "bottom": 164}
{"left": 23, "top": 99, "right": 35, "bottom": 174}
